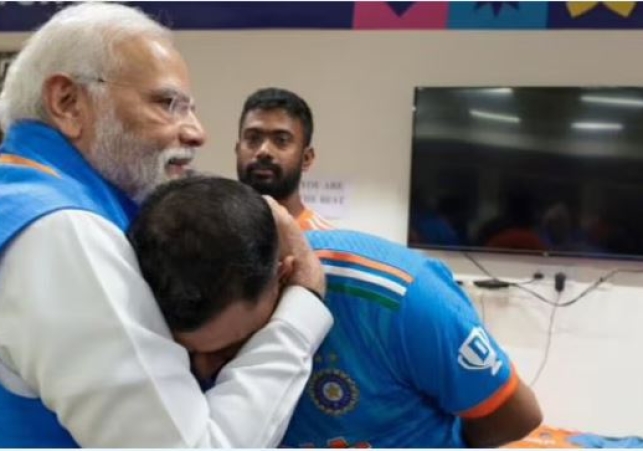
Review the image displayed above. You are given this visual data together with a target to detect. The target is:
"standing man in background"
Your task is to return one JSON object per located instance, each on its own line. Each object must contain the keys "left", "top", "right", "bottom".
{"left": 0, "top": 3, "right": 331, "bottom": 447}
{"left": 236, "top": 87, "right": 333, "bottom": 231}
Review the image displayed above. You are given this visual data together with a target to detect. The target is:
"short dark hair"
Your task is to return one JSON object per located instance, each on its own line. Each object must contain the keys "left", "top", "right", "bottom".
{"left": 239, "top": 87, "right": 314, "bottom": 147}
{"left": 128, "top": 176, "right": 278, "bottom": 332}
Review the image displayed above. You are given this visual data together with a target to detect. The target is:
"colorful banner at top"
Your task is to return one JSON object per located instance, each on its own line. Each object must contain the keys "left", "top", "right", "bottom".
{"left": 0, "top": 2, "right": 641, "bottom": 32}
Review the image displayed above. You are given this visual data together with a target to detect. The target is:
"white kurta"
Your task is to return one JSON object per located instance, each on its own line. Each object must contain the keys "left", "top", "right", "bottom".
{"left": 0, "top": 210, "right": 333, "bottom": 447}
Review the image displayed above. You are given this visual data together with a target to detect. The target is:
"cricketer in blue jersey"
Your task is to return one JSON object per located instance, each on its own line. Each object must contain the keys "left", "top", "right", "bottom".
{"left": 130, "top": 176, "right": 543, "bottom": 448}
{"left": 282, "top": 230, "right": 538, "bottom": 448}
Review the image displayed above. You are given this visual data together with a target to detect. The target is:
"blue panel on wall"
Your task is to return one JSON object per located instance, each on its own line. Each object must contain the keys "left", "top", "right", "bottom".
{"left": 129, "top": 2, "right": 355, "bottom": 30}
{"left": 0, "top": 2, "right": 68, "bottom": 32}
{"left": 1, "top": 1, "right": 643, "bottom": 32}
{"left": 0, "top": 2, "right": 355, "bottom": 32}
{"left": 385, "top": 2, "right": 418, "bottom": 17}
{"left": 548, "top": 2, "right": 643, "bottom": 29}
{"left": 448, "top": 1, "right": 549, "bottom": 30}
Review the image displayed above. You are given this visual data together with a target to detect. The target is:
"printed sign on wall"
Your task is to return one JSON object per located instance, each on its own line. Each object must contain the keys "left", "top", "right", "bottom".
{"left": 300, "top": 177, "right": 349, "bottom": 220}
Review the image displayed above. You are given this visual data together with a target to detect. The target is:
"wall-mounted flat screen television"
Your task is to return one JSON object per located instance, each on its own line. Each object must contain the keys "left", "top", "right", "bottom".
{"left": 408, "top": 86, "right": 643, "bottom": 260}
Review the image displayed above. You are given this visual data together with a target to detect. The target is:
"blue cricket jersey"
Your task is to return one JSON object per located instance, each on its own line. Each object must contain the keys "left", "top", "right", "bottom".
{"left": 282, "top": 230, "right": 518, "bottom": 448}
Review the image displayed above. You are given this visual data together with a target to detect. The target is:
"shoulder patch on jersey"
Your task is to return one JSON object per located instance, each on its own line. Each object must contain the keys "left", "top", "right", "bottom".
{"left": 309, "top": 368, "right": 359, "bottom": 416}
{"left": 457, "top": 327, "right": 503, "bottom": 376}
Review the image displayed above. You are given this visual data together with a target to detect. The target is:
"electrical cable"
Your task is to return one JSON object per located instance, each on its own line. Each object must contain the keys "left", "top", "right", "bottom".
{"left": 514, "top": 276, "right": 541, "bottom": 286}
{"left": 529, "top": 291, "right": 561, "bottom": 388}
{"left": 478, "top": 291, "right": 486, "bottom": 324}
{"left": 463, "top": 252, "right": 643, "bottom": 308}
{"left": 463, "top": 252, "right": 495, "bottom": 278}
{"left": 464, "top": 252, "right": 542, "bottom": 289}
{"left": 463, "top": 252, "right": 643, "bottom": 388}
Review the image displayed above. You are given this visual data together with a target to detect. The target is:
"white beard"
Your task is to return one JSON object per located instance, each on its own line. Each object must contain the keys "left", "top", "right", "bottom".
{"left": 85, "top": 100, "right": 195, "bottom": 203}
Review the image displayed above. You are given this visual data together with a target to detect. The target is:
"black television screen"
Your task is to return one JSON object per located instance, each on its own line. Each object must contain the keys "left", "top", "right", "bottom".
{"left": 408, "top": 86, "right": 643, "bottom": 260}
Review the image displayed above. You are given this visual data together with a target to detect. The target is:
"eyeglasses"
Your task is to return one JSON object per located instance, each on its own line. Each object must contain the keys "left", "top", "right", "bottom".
{"left": 74, "top": 74, "right": 196, "bottom": 122}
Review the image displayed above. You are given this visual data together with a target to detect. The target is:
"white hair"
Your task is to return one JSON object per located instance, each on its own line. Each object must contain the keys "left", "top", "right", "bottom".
{"left": 0, "top": 2, "right": 171, "bottom": 131}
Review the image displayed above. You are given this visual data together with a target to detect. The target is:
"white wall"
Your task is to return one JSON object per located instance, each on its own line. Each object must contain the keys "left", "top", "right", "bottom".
{"left": 3, "top": 28, "right": 643, "bottom": 437}
{"left": 174, "top": 30, "right": 643, "bottom": 438}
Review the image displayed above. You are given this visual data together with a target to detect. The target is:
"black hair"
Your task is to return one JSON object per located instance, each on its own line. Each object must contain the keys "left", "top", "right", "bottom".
{"left": 128, "top": 176, "right": 278, "bottom": 332}
{"left": 239, "top": 87, "right": 314, "bottom": 147}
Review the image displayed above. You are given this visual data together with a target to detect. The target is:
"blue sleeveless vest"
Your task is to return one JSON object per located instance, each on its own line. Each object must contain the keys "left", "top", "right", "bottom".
{"left": 0, "top": 121, "right": 138, "bottom": 447}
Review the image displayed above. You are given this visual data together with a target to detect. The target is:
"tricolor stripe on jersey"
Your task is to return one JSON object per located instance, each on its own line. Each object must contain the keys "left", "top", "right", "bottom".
{"left": 317, "top": 250, "right": 414, "bottom": 310}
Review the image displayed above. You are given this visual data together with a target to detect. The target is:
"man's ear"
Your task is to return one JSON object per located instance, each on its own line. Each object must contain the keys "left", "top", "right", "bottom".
{"left": 234, "top": 141, "right": 241, "bottom": 155}
{"left": 302, "top": 146, "right": 315, "bottom": 172}
{"left": 277, "top": 255, "right": 295, "bottom": 287}
{"left": 42, "top": 74, "right": 90, "bottom": 141}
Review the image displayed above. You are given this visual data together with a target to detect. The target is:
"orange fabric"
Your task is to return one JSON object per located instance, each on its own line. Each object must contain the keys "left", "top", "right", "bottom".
{"left": 504, "top": 425, "right": 581, "bottom": 448}
{"left": 326, "top": 438, "right": 371, "bottom": 448}
{"left": 0, "top": 154, "right": 58, "bottom": 177}
{"left": 316, "top": 250, "right": 413, "bottom": 284}
{"left": 459, "top": 366, "right": 519, "bottom": 419}
{"left": 296, "top": 208, "right": 334, "bottom": 231}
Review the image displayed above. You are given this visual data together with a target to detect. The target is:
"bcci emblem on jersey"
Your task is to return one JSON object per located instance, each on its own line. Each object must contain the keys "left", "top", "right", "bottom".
{"left": 309, "top": 368, "right": 359, "bottom": 416}
{"left": 458, "top": 327, "right": 502, "bottom": 376}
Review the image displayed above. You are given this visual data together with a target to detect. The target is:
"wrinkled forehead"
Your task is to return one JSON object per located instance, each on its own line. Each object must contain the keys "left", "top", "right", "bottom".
{"left": 110, "top": 35, "right": 192, "bottom": 93}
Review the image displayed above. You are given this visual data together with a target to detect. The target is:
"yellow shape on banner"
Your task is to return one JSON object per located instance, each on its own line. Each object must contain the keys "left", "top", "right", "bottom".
{"left": 567, "top": 1, "right": 637, "bottom": 18}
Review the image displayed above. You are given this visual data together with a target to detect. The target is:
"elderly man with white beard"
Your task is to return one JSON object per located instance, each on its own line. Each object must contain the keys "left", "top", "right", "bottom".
{"left": 0, "top": 2, "right": 332, "bottom": 447}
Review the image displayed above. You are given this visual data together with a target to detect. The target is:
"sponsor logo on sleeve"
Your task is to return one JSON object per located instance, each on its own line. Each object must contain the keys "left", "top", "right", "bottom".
{"left": 457, "top": 327, "right": 502, "bottom": 376}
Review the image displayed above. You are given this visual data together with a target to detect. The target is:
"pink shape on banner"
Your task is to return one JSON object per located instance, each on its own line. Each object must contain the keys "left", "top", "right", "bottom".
{"left": 353, "top": 2, "right": 448, "bottom": 30}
